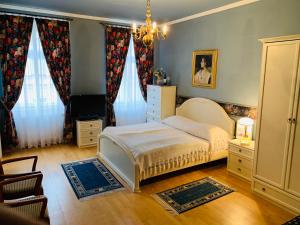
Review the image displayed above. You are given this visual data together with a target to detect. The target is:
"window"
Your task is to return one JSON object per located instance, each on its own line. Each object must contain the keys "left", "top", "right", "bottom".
{"left": 114, "top": 35, "right": 147, "bottom": 126}
{"left": 12, "top": 20, "right": 65, "bottom": 148}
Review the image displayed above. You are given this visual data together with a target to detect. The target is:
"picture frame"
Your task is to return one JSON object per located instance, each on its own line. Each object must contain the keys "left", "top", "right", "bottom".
{"left": 192, "top": 49, "right": 218, "bottom": 89}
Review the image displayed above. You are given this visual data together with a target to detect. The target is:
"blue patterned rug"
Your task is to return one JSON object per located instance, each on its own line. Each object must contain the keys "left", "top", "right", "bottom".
{"left": 283, "top": 216, "right": 300, "bottom": 225}
{"left": 153, "top": 177, "right": 234, "bottom": 214}
{"left": 62, "top": 158, "right": 123, "bottom": 199}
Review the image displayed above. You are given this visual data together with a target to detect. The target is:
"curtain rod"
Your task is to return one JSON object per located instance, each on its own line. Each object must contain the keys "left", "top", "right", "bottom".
{"left": 100, "top": 22, "right": 132, "bottom": 29}
{"left": 0, "top": 10, "right": 73, "bottom": 22}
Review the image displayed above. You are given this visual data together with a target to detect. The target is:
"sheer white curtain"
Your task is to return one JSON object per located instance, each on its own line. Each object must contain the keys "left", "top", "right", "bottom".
{"left": 12, "top": 20, "right": 65, "bottom": 149}
{"left": 114, "top": 35, "right": 147, "bottom": 126}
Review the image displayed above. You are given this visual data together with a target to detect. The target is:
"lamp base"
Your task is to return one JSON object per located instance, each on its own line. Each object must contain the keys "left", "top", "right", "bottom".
{"left": 240, "top": 138, "right": 251, "bottom": 146}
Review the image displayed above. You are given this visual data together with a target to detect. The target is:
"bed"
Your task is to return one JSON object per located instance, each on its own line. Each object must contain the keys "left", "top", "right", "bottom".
{"left": 97, "top": 98, "right": 235, "bottom": 192}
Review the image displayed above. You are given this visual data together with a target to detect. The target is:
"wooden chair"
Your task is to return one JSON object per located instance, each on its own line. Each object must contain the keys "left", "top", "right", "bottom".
{"left": 0, "top": 156, "right": 44, "bottom": 201}
{"left": 0, "top": 155, "right": 38, "bottom": 177}
{"left": 3, "top": 195, "right": 50, "bottom": 223}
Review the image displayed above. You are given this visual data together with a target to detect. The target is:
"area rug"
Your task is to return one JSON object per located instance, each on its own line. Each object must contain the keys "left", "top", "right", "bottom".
{"left": 153, "top": 177, "right": 234, "bottom": 214}
{"left": 62, "top": 158, "right": 123, "bottom": 199}
{"left": 283, "top": 216, "right": 300, "bottom": 225}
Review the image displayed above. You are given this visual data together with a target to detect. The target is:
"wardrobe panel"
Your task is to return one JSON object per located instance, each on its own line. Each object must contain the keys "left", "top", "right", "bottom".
{"left": 256, "top": 42, "right": 299, "bottom": 187}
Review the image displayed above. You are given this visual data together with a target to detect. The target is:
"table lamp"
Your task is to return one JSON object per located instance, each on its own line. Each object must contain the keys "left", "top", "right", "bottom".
{"left": 236, "top": 117, "right": 254, "bottom": 146}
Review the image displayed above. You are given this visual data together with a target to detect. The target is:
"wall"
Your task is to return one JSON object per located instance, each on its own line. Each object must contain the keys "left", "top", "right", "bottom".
{"left": 158, "top": 0, "right": 300, "bottom": 106}
{"left": 70, "top": 18, "right": 106, "bottom": 95}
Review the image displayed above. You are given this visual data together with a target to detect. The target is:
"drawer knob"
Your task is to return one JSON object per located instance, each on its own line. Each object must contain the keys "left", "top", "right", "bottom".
{"left": 237, "top": 168, "right": 242, "bottom": 172}
{"left": 239, "top": 149, "right": 242, "bottom": 153}
{"left": 262, "top": 187, "right": 266, "bottom": 192}
{"left": 90, "top": 132, "right": 93, "bottom": 135}
{"left": 238, "top": 159, "right": 242, "bottom": 163}
{"left": 90, "top": 139, "right": 93, "bottom": 141}
{"left": 90, "top": 124, "right": 93, "bottom": 127}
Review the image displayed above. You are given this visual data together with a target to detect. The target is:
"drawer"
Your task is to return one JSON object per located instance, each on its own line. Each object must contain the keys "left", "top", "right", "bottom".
{"left": 147, "top": 95, "right": 161, "bottom": 103}
{"left": 147, "top": 101, "right": 161, "bottom": 110}
{"left": 79, "top": 136, "right": 98, "bottom": 146}
{"left": 80, "top": 129, "right": 100, "bottom": 138}
{"left": 253, "top": 180, "right": 300, "bottom": 213}
{"left": 148, "top": 85, "right": 160, "bottom": 93}
{"left": 78, "top": 120, "right": 101, "bottom": 130}
{"left": 228, "top": 153, "right": 253, "bottom": 169}
{"left": 147, "top": 107, "right": 160, "bottom": 116}
{"left": 147, "top": 114, "right": 160, "bottom": 122}
{"left": 229, "top": 144, "right": 253, "bottom": 159}
{"left": 227, "top": 162, "right": 252, "bottom": 180}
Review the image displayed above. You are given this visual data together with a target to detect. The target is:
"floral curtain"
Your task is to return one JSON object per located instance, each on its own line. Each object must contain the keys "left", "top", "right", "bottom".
{"left": 35, "top": 18, "right": 72, "bottom": 142}
{"left": 105, "top": 26, "right": 131, "bottom": 126}
{"left": 133, "top": 39, "right": 154, "bottom": 101}
{"left": 0, "top": 15, "right": 33, "bottom": 148}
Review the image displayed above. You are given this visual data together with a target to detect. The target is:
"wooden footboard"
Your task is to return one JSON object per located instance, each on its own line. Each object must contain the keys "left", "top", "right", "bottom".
{"left": 98, "top": 135, "right": 228, "bottom": 192}
{"left": 97, "top": 136, "right": 141, "bottom": 192}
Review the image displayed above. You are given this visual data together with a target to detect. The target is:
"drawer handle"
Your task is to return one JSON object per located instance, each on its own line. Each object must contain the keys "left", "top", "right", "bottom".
{"left": 262, "top": 187, "right": 266, "bottom": 192}
{"left": 90, "top": 139, "right": 93, "bottom": 141}
{"left": 237, "top": 168, "right": 242, "bottom": 172}
{"left": 238, "top": 159, "right": 242, "bottom": 163}
{"left": 90, "top": 124, "right": 93, "bottom": 127}
{"left": 90, "top": 132, "right": 93, "bottom": 135}
{"left": 239, "top": 149, "right": 242, "bottom": 153}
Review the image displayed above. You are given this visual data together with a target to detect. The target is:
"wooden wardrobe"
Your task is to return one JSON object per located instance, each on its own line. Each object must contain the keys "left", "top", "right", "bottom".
{"left": 253, "top": 35, "right": 300, "bottom": 213}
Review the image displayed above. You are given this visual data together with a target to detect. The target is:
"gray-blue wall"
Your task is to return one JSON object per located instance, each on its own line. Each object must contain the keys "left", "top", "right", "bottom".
{"left": 158, "top": 0, "right": 300, "bottom": 106}
{"left": 70, "top": 18, "right": 106, "bottom": 95}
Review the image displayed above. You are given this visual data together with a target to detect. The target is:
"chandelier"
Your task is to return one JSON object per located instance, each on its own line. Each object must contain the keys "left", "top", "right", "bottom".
{"left": 132, "top": 0, "right": 168, "bottom": 47}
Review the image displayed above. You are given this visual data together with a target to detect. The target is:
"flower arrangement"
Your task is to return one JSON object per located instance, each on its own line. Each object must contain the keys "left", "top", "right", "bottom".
{"left": 153, "top": 68, "right": 170, "bottom": 85}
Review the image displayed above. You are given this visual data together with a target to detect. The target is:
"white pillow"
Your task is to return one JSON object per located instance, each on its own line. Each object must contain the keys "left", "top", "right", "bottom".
{"left": 162, "top": 115, "right": 230, "bottom": 151}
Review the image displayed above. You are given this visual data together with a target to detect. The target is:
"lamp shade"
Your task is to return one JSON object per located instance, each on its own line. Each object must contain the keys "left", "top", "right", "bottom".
{"left": 239, "top": 117, "right": 254, "bottom": 126}
{"left": 236, "top": 117, "right": 254, "bottom": 141}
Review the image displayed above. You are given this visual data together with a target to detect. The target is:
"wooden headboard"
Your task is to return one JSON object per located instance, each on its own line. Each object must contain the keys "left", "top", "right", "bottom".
{"left": 176, "top": 98, "right": 235, "bottom": 138}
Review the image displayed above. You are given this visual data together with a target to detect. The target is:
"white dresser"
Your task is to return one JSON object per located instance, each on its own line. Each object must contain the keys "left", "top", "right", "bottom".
{"left": 227, "top": 139, "right": 254, "bottom": 182}
{"left": 76, "top": 119, "right": 102, "bottom": 148}
{"left": 253, "top": 35, "right": 300, "bottom": 213}
{"left": 146, "top": 85, "right": 176, "bottom": 122}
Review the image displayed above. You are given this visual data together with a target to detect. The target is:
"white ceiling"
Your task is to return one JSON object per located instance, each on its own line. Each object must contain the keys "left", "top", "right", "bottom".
{"left": 0, "top": 0, "right": 241, "bottom": 22}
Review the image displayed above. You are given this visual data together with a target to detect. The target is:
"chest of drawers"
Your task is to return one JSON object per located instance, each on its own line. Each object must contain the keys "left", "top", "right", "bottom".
{"left": 227, "top": 139, "right": 255, "bottom": 182}
{"left": 147, "top": 85, "right": 176, "bottom": 122}
{"left": 76, "top": 119, "right": 102, "bottom": 148}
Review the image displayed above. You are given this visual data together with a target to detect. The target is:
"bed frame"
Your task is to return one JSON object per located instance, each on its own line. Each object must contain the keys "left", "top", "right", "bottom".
{"left": 97, "top": 98, "right": 235, "bottom": 192}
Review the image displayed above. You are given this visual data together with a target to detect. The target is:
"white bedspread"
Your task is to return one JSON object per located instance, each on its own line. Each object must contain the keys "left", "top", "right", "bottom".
{"left": 101, "top": 122, "right": 227, "bottom": 179}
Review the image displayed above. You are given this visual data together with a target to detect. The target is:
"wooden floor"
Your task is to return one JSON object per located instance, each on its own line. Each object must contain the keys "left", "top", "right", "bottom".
{"left": 2, "top": 145, "right": 295, "bottom": 225}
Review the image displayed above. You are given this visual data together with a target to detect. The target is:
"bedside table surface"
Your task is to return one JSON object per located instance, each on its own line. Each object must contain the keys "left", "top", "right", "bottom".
{"left": 229, "top": 139, "right": 255, "bottom": 151}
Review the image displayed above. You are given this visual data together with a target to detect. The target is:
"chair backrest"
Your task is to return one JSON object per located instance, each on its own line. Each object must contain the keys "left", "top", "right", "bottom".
{"left": 4, "top": 195, "right": 49, "bottom": 223}
{"left": 0, "top": 173, "right": 43, "bottom": 202}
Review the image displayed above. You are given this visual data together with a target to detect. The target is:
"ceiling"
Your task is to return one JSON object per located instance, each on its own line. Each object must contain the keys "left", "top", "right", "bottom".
{"left": 0, "top": 0, "right": 240, "bottom": 22}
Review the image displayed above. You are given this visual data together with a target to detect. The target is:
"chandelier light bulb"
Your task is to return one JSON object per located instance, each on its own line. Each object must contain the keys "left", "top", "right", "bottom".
{"left": 153, "top": 22, "right": 157, "bottom": 29}
{"left": 163, "top": 25, "right": 168, "bottom": 36}
{"left": 133, "top": 23, "right": 137, "bottom": 33}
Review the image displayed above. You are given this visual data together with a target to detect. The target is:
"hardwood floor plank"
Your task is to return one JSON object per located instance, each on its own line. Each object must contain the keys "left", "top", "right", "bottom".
{"left": 2, "top": 145, "right": 295, "bottom": 225}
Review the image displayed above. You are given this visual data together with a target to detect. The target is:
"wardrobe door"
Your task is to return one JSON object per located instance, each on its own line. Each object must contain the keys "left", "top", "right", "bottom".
{"left": 286, "top": 50, "right": 300, "bottom": 197}
{"left": 255, "top": 41, "right": 300, "bottom": 188}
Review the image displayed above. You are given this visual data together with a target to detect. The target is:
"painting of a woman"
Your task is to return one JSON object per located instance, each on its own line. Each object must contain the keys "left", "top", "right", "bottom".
{"left": 192, "top": 49, "right": 218, "bottom": 88}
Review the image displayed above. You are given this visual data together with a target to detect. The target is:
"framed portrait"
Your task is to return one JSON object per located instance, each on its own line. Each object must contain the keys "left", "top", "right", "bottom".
{"left": 192, "top": 49, "right": 218, "bottom": 89}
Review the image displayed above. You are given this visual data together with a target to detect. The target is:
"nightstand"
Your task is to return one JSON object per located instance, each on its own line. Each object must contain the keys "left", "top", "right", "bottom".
{"left": 76, "top": 119, "right": 102, "bottom": 148}
{"left": 227, "top": 139, "right": 255, "bottom": 182}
